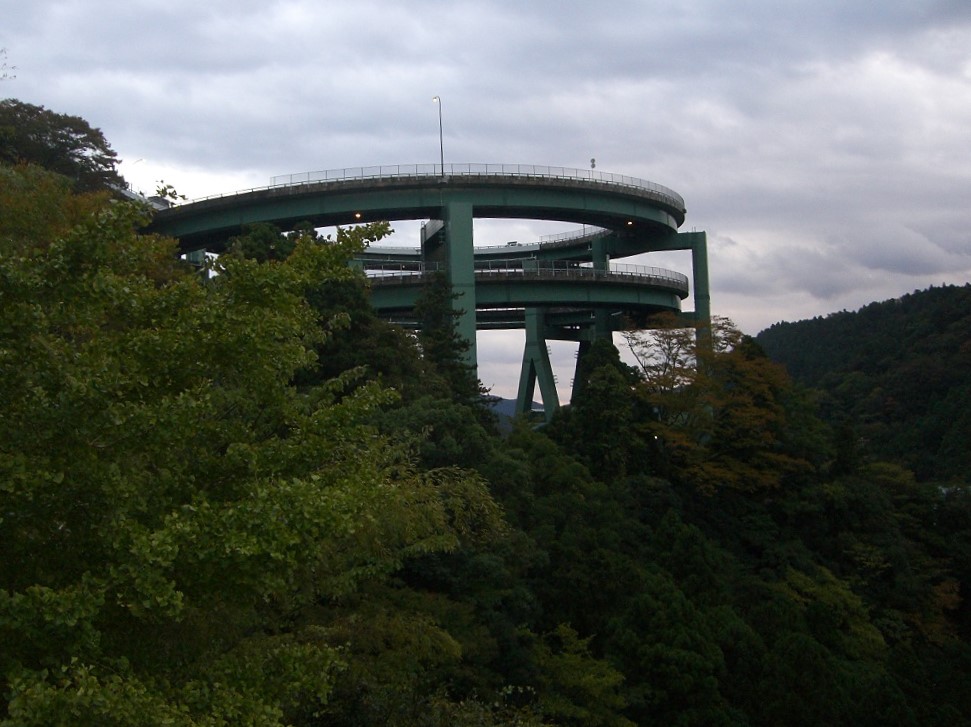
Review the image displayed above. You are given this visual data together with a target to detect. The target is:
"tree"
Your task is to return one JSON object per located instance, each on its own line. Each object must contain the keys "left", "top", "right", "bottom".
{"left": 530, "top": 624, "right": 634, "bottom": 727}
{"left": 604, "top": 569, "right": 732, "bottom": 725}
{"left": 0, "top": 98, "right": 124, "bottom": 192}
{"left": 625, "top": 315, "right": 813, "bottom": 493}
{"left": 570, "top": 337, "right": 639, "bottom": 406}
{"left": 414, "top": 271, "right": 487, "bottom": 406}
{"left": 0, "top": 165, "right": 503, "bottom": 724}
{"left": 553, "top": 338, "right": 643, "bottom": 481}
{"left": 755, "top": 284, "right": 971, "bottom": 481}
{"left": 0, "top": 163, "right": 108, "bottom": 253}
{"left": 228, "top": 219, "right": 429, "bottom": 394}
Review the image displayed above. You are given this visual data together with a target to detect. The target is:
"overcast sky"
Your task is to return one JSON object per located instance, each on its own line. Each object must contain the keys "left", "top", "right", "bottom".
{"left": 4, "top": 1, "right": 971, "bottom": 399}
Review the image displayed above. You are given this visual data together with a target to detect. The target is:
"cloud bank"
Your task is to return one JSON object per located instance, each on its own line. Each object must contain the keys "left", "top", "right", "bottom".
{"left": 4, "top": 0, "right": 970, "bottom": 397}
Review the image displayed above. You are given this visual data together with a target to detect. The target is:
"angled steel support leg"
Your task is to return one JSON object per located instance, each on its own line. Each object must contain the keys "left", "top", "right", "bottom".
{"left": 516, "top": 308, "right": 559, "bottom": 422}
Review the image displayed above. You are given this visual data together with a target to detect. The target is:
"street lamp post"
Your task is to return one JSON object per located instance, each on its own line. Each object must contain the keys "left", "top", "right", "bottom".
{"left": 432, "top": 96, "right": 444, "bottom": 176}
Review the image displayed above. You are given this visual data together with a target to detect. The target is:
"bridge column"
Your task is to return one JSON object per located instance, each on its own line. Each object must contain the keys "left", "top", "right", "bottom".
{"left": 516, "top": 308, "right": 559, "bottom": 422}
{"left": 590, "top": 235, "right": 613, "bottom": 339}
{"left": 591, "top": 235, "right": 608, "bottom": 272}
{"left": 691, "top": 231, "right": 712, "bottom": 350}
{"left": 420, "top": 219, "right": 446, "bottom": 264}
{"left": 442, "top": 201, "right": 478, "bottom": 370}
{"left": 571, "top": 312, "right": 612, "bottom": 400}
{"left": 572, "top": 339, "right": 591, "bottom": 405}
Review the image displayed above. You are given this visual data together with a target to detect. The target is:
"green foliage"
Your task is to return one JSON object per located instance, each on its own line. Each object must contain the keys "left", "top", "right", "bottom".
{"left": 0, "top": 98, "right": 124, "bottom": 192}
{"left": 228, "top": 219, "right": 429, "bottom": 395}
{"left": 530, "top": 624, "right": 634, "bottom": 727}
{"left": 414, "top": 271, "right": 487, "bottom": 406}
{"left": 0, "top": 164, "right": 109, "bottom": 252}
{"left": 625, "top": 315, "right": 817, "bottom": 493}
{"left": 756, "top": 284, "right": 971, "bottom": 481}
{"left": 6, "top": 122, "right": 971, "bottom": 723}
{"left": 229, "top": 221, "right": 297, "bottom": 262}
{"left": 605, "top": 575, "right": 731, "bottom": 725}
{"left": 0, "top": 165, "right": 503, "bottom": 723}
{"left": 570, "top": 337, "right": 639, "bottom": 406}
{"left": 553, "top": 339, "right": 642, "bottom": 481}
{"left": 376, "top": 396, "right": 497, "bottom": 470}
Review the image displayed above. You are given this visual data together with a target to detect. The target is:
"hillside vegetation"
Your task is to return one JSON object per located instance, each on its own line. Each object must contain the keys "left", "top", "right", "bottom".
{"left": 3, "top": 103, "right": 971, "bottom": 725}
{"left": 756, "top": 285, "right": 971, "bottom": 481}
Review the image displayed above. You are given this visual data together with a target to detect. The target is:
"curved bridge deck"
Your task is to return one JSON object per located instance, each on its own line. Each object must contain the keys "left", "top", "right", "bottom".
{"left": 148, "top": 164, "right": 709, "bottom": 420}
{"left": 268, "top": 163, "right": 685, "bottom": 214}
{"left": 367, "top": 260, "right": 689, "bottom": 295}
{"left": 149, "top": 164, "right": 686, "bottom": 254}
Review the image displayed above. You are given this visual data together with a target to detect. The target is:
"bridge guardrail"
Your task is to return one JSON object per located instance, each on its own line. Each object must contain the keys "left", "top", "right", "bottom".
{"left": 365, "top": 259, "right": 689, "bottom": 295}
{"left": 270, "top": 164, "right": 685, "bottom": 211}
{"left": 182, "top": 164, "right": 684, "bottom": 211}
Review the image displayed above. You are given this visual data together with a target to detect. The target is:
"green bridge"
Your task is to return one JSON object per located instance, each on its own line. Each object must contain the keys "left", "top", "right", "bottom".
{"left": 149, "top": 164, "right": 710, "bottom": 420}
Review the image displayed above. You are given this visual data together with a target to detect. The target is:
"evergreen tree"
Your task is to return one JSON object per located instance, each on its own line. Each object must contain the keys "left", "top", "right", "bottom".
{"left": 756, "top": 285, "right": 971, "bottom": 481}
{"left": 414, "top": 271, "right": 487, "bottom": 406}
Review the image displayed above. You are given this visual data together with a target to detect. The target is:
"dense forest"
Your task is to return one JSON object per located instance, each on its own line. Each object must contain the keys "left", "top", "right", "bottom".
{"left": 756, "top": 286, "right": 971, "bottom": 483}
{"left": 2, "top": 99, "right": 971, "bottom": 725}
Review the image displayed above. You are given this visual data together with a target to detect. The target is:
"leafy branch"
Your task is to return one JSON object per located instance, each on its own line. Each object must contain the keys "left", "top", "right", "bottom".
{"left": 1, "top": 48, "right": 15, "bottom": 81}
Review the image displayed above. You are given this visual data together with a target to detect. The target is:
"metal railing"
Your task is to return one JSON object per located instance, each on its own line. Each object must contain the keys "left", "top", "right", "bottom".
{"left": 365, "top": 259, "right": 689, "bottom": 294}
{"left": 363, "top": 226, "right": 608, "bottom": 255}
{"left": 260, "top": 164, "right": 685, "bottom": 211}
{"left": 539, "top": 227, "right": 609, "bottom": 244}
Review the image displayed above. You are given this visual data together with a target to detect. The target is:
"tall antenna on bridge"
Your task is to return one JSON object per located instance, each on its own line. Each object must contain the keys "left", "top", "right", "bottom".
{"left": 433, "top": 96, "right": 444, "bottom": 177}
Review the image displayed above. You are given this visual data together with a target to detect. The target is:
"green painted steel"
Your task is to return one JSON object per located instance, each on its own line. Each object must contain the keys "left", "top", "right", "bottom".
{"left": 518, "top": 308, "right": 559, "bottom": 422}
{"left": 149, "top": 166, "right": 709, "bottom": 419}
{"left": 442, "top": 201, "right": 477, "bottom": 366}
{"left": 149, "top": 173, "right": 684, "bottom": 253}
{"left": 369, "top": 272, "right": 685, "bottom": 317}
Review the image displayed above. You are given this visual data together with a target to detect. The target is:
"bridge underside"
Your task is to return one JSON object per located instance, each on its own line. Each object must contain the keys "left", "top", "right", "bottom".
{"left": 367, "top": 258, "right": 702, "bottom": 420}
{"left": 150, "top": 168, "right": 710, "bottom": 421}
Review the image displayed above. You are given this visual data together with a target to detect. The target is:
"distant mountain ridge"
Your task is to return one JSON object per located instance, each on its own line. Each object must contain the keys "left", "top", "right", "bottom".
{"left": 755, "top": 283, "right": 971, "bottom": 481}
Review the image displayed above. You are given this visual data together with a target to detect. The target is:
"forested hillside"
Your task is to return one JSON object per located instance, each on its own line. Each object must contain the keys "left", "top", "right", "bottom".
{"left": 3, "top": 102, "right": 971, "bottom": 725}
{"left": 756, "top": 285, "right": 971, "bottom": 481}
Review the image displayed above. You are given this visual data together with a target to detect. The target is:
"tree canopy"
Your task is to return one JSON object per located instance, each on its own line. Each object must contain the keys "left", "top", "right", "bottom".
{"left": 0, "top": 98, "right": 124, "bottom": 193}
{"left": 3, "top": 108, "right": 971, "bottom": 724}
{"left": 0, "top": 165, "right": 509, "bottom": 724}
{"left": 756, "top": 285, "right": 971, "bottom": 481}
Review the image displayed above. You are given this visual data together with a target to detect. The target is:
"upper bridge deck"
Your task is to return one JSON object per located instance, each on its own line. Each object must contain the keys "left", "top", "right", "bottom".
{"left": 148, "top": 163, "right": 687, "bottom": 259}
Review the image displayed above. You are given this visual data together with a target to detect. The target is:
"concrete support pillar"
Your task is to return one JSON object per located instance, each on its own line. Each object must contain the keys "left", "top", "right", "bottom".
{"left": 443, "top": 201, "right": 477, "bottom": 370}
{"left": 516, "top": 308, "right": 559, "bottom": 422}
{"left": 691, "top": 231, "right": 712, "bottom": 351}
{"left": 591, "top": 235, "right": 608, "bottom": 272}
{"left": 593, "top": 309, "right": 611, "bottom": 339}
{"left": 588, "top": 235, "right": 613, "bottom": 345}
{"left": 420, "top": 219, "right": 445, "bottom": 264}
{"left": 184, "top": 249, "right": 207, "bottom": 269}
